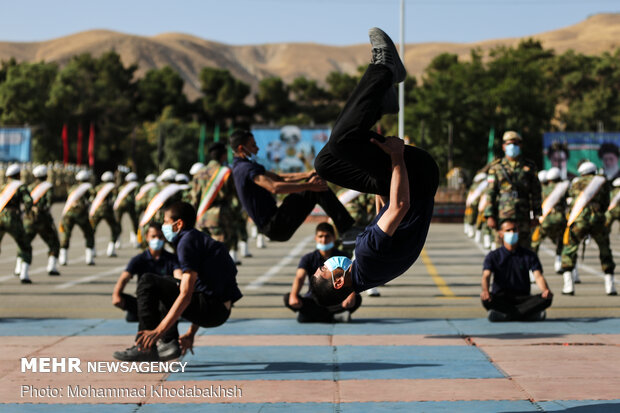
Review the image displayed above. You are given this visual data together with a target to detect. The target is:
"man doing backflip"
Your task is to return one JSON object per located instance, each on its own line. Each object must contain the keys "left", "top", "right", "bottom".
{"left": 310, "top": 28, "right": 439, "bottom": 305}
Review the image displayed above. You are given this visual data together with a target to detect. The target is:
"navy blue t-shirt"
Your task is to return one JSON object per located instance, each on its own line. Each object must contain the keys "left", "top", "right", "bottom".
{"left": 483, "top": 246, "right": 542, "bottom": 296}
{"left": 231, "top": 156, "right": 277, "bottom": 228}
{"left": 173, "top": 228, "right": 242, "bottom": 303}
{"left": 298, "top": 248, "right": 349, "bottom": 294}
{"left": 125, "top": 249, "right": 180, "bottom": 278}
{"left": 352, "top": 197, "right": 434, "bottom": 293}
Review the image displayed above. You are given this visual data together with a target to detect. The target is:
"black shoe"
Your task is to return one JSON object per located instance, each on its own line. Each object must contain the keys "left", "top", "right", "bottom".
{"left": 381, "top": 85, "right": 399, "bottom": 115}
{"left": 368, "top": 27, "right": 407, "bottom": 83}
{"left": 48, "top": 270, "right": 61, "bottom": 276}
{"left": 526, "top": 310, "right": 546, "bottom": 321}
{"left": 125, "top": 311, "right": 138, "bottom": 323}
{"left": 157, "top": 340, "right": 182, "bottom": 361}
{"left": 20, "top": 278, "right": 32, "bottom": 284}
{"left": 113, "top": 345, "right": 159, "bottom": 361}
{"left": 487, "top": 309, "right": 510, "bottom": 322}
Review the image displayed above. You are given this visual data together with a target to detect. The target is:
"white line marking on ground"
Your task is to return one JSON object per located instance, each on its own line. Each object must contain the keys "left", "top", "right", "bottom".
{"left": 245, "top": 235, "right": 314, "bottom": 290}
{"left": 55, "top": 265, "right": 126, "bottom": 290}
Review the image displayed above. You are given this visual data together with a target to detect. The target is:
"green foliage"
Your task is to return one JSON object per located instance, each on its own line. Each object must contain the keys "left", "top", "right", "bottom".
{"left": 136, "top": 66, "right": 188, "bottom": 121}
{"left": 0, "top": 41, "right": 619, "bottom": 181}
{"left": 199, "top": 67, "right": 250, "bottom": 126}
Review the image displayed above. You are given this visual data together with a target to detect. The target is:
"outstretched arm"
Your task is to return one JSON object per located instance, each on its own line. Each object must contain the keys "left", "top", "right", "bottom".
{"left": 253, "top": 173, "right": 328, "bottom": 194}
{"left": 372, "top": 136, "right": 410, "bottom": 236}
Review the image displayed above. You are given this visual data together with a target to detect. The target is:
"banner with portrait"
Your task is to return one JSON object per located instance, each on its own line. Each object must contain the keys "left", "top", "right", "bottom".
{"left": 250, "top": 125, "right": 331, "bottom": 173}
{"left": 543, "top": 132, "right": 620, "bottom": 181}
{"left": 0, "top": 128, "right": 31, "bottom": 162}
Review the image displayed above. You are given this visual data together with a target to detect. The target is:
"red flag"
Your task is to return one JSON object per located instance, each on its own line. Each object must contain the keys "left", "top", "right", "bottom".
{"left": 88, "top": 123, "right": 95, "bottom": 167}
{"left": 76, "top": 124, "right": 83, "bottom": 165}
{"left": 62, "top": 124, "right": 69, "bottom": 165}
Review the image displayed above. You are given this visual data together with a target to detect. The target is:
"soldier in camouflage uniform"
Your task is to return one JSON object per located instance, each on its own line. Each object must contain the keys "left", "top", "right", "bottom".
{"left": 91, "top": 171, "right": 121, "bottom": 257}
{"left": 464, "top": 172, "right": 487, "bottom": 238}
{"left": 484, "top": 131, "right": 542, "bottom": 250}
{"left": 561, "top": 161, "right": 616, "bottom": 296}
{"left": 192, "top": 143, "right": 240, "bottom": 262}
{"left": 135, "top": 173, "right": 157, "bottom": 219}
{"left": 1, "top": 164, "right": 34, "bottom": 283}
{"left": 59, "top": 169, "right": 96, "bottom": 266}
{"left": 114, "top": 172, "right": 140, "bottom": 248}
{"left": 136, "top": 169, "right": 182, "bottom": 246}
{"left": 605, "top": 177, "right": 620, "bottom": 230}
{"left": 175, "top": 173, "right": 192, "bottom": 203}
{"left": 531, "top": 167, "right": 567, "bottom": 273}
{"left": 22, "top": 165, "right": 61, "bottom": 276}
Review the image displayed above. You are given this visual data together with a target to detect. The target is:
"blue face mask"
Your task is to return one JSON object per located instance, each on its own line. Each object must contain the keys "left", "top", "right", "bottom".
{"left": 316, "top": 242, "right": 334, "bottom": 251}
{"left": 505, "top": 144, "right": 521, "bottom": 158}
{"left": 149, "top": 238, "right": 164, "bottom": 251}
{"left": 503, "top": 231, "right": 519, "bottom": 246}
{"left": 244, "top": 147, "right": 258, "bottom": 163}
{"left": 162, "top": 222, "right": 179, "bottom": 243}
{"left": 324, "top": 256, "right": 353, "bottom": 286}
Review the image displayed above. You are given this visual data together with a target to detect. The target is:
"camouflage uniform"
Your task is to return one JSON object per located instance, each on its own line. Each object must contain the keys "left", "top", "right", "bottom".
{"left": 605, "top": 186, "right": 620, "bottom": 229}
{"left": 24, "top": 179, "right": 60, "bottom": 257}
{"left": 0, "top": 179, "right": 33, "bottom": 264}
{"left": 135, "top": 182, "right": 158, "bottom": 219}
{"left": 464, "top": 181, "right": 481, "bottom": 228}
{"left": 114, "top": 182, "right": 139, "bottom": 235}
{"left": 341, "top": 191, "right": 376, "bottom": 228}
{"left": 484, "top": 157, "right": 542, "bottom": 250}
{"left": 192, "top": 160, "right": 238, "bottom": 251}
{"left": 90, "top": 183, "right": 121, "bottom": 243}
{"left": 60, "top": 184, "right": 96, "bottom": 249}
{"left": 561, "top": 175, "right": 615, "bottom": 273}
{"left": 531, "top": 180, "right": 567, "bottom": 255}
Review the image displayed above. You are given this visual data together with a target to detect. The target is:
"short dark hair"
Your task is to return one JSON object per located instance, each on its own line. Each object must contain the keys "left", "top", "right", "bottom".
{"left": 598, "top": 142, "right": 620, "bottom": 159}
{"left": 309, "top": 269, "right": 354, "bottom": 307}
{"left": 209, "top": 142, "right": 227, "bottom": 161}
{"left": 165, "top": 201, "right": 196, "bottom": 229}
{"left": 315, "top": 222, "right": 335, "bottom": 236}
{"left": 147, "top": 222, "right": 162, "bottom": 232}
{"left": 499, "top": 218, "right": 516, "bottom": 229}
{"left": 230, "top": 129, "right": 253, "bottom": 151}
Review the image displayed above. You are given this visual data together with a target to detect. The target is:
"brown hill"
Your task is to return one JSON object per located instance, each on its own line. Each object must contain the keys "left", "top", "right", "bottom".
{"left": 1, "top": 13, "right": 619, "bottom": 100}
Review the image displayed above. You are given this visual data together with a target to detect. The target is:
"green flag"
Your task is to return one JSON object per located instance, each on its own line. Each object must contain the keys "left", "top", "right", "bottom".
{"left": 227, "top": 124, "right": 234, "bottom": 163}
{"left": 487, "top": 127, "right": 495, "bottom": 164}
{"left": 214, "top": 124, "right": 221, "bottom": 143}
{"left": 198, "top": 123, "right": 206, "bottom": 163}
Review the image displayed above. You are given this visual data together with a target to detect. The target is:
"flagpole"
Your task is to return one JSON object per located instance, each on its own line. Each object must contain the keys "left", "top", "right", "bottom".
{"left": 398, "top": 0, "right": 405, "bottom": 140}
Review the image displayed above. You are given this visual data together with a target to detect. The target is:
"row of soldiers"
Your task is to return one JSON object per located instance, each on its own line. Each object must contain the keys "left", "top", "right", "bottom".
{"left": 0, "top": 142, "right": 262, "bottom": 284}
{"left": 464, "top": 131, "right": 618, "bottom": 296}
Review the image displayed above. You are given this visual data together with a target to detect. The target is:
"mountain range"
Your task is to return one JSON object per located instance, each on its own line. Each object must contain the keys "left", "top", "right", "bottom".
{"left": 1, "top": 13, "right": 619, "bottom": 100}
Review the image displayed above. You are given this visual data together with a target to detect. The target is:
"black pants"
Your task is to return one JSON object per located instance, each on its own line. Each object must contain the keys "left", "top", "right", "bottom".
{"left": 137, "top": 273, "right": 231, "bottom": 342}
{"left": 482, "top": 291, "right": 552, "bottom": 321}
{"left": 314, "top": 64, "right": 438, "bottom": 200}
{"left": 283, "top": 293, "right": 362, "bottom": 323}
{"left": 260, "top": 190, "right": 354, "bottom": 242}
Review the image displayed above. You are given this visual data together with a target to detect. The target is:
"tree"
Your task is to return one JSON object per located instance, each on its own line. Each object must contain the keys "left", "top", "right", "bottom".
{"left": 136, "top": 66, "right": 189, "bottom": 121}
{"left": 254, "top": 76, "right": 293, "bottom": 124}
{"left": 47, "top": 52, "right": 137, "bottom": 171}
{"left": 0, "top": 61, "right": 59, "bottom": 162}
{"left": 199, "top": 67, "right": 250, "bottom": 126}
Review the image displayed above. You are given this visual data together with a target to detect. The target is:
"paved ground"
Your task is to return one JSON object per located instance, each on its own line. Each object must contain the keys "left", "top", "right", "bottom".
{"left": 1, "top": 205, "right": 620, "bottom": 411}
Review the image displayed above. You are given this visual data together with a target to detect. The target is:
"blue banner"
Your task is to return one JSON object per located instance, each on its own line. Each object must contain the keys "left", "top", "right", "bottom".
{"left": 251, "top": 126, "right": 330, "bottom": 172}
{"left": 543, "top": 132, "right": 620, "bottom": 180}
{"left": 0, "top": 128, "right": 31, "bottom": 162}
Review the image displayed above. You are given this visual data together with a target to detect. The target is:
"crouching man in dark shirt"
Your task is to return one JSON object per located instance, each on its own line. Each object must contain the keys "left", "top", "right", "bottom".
{"left": 481, "top": 219, "right": 553, "bottom": 322}
{"left": 112, "top": 222, "right": 182, "bottom": 323}
{"left": 284, "top": 222, "right": 362, "bottom": 323}
{"left": 113, "top": 201, "right": 242, "bottom": 361}
{"left": 309, "top": 28, "right": 439, "bottom": 306}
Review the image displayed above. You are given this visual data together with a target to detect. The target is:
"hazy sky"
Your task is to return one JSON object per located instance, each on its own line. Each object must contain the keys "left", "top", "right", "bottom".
{"left": 2, "top": 0, "right": 619, "bottom": 45}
